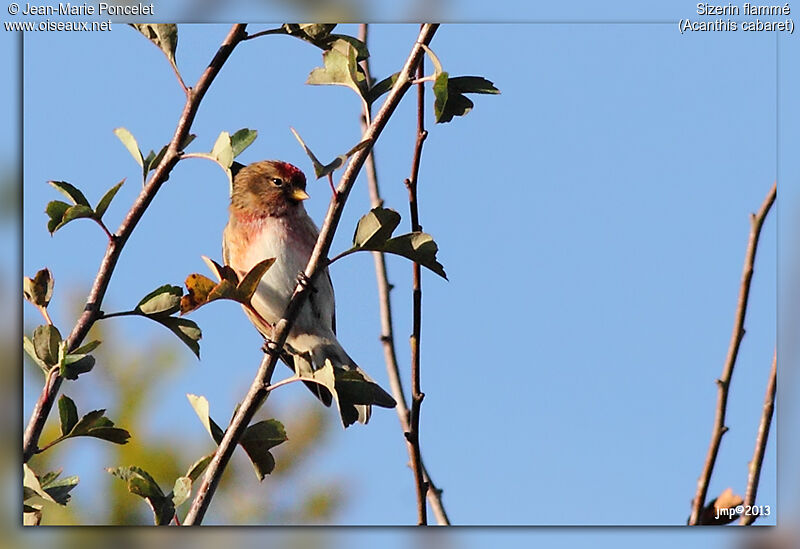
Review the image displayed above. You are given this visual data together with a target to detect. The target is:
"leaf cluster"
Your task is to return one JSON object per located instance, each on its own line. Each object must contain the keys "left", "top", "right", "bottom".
{"left": 45, "top": 179, "right": 123, "bottom": 235}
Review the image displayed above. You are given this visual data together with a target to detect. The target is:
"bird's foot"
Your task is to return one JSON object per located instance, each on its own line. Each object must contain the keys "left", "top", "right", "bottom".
{"left": 261, "top": 338, "right": 281, "bottom": 356}
{"left": 296, "top": 271, "right": 317, "bottom": 293}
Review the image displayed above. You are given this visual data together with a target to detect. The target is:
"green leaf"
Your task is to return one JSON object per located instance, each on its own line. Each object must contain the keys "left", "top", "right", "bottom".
{"left": 61, "top": 407, "right": 130, "bottom": 445}
{"left": 171, "top": 477, "right": 191, "bottom": 507}
{"left": 186, "top": 394, "right": 225, "bottom": 444}
{"left": 211, "top": 131, "right": 234, "bottom": 170}
{"left": 48, "top": 180, "right": 90, "bottom": 206}
{"left": 382, "top": 232, "right": 448, "bottom": 279}
{"left": 152, "top": 316, "right": 202, "bottom": 358}
{"left": 143, "top": 147, "right": 163, "bottom": 176}
{"left": 185, "top": 453, "right": 213, "bottom": 482}
{"left": 434, "top": 74, "right": 500, "bottom": 124}
{"left": 108, "top": 466, "right": 163, "bottom": 498}
{"left": 334, "top": 368, "right": 398, "bottom": 408}
{"left": 23, "top": 336, "right": 50, "bottom": 373}
{"left": 60, "top": 341, "right": 100, "bottom": 380}
{"left": 58, "top": 395, "right": 78, "bottom": 436}
{"left": 283, "top": 23, "right": 337, "bottom": 43}
{"left": 113, "top": 127, "right": 144, "bottom": 167}
{"left": 61, "top": 352, "right": 95, "bottom": 380}
{"left": 23, "top": 464, "right": 58, "bottom": 505}
{"left": 45, "top": 201, "right": 70, "bottom": 234}
{"left": 328, "top": 35, "right": 370, "bottom": 62}
{"left": 67, "top": 409, "right": 107, "bottom": 436}
{"left": 107, "top": 466, "right": 174, "bottom": 525}
{"left": 449, "top": 75, "right": 501, "bottom": 95}
{"left": 291, "top": 128, "right": 371, "bottom": 180}
{"left": 180, "top": 133, "right": 197, "bottom": 150}
{"left": 349, "top": 207, "right": 447, "bottom": 279}
{"left": 94, "top": 179, "right": 125, "bottom": 219}
{"left": 307, "top": 43, "right": 368, "bottom": 99}
{"left": 239, "top": 419, "right": 288, "bottom": 480}
{"left": 367, "top": 71, "right": 400, "bottom": 105}
{"left": 352, "top": 207, "right": 401, "bottom": 248}
{"left": 230, "top": 128, "right": 258, "bottom": 158}
{"left": 46, "top": 201, "right": 96, "bottom": 234}
{"left": 59, "top": 204, "right": 96, "bottom": 226}
{"left": 130, "top": 24, "right": 179, "bottom": 73}
{"left": 85, "top": 426, "right": 132, "bottom": 444}
{"left": 135, "top": 284, "right": 183, "bottom": 316}
{"left": 23, "top": 268, "right": 54, "bottom": 308}
{"left": 433, "top": 71, "right": 452, "bottom": 122}
{"left": 72, "top": 340, "right": 101, "bottom": 355}
{"left": 290, "top": 128, "right": 326, "bottom": 178}
{"left": 32, "top": 325, "right": 62, "bottom": 367}
{"left": 39, "top": 470, "right": 79, "bottom": 506}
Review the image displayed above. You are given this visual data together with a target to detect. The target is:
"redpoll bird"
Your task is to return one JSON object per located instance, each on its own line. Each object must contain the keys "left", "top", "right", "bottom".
{"left": 222, "top": 160, "right": 396, "bottom": 426}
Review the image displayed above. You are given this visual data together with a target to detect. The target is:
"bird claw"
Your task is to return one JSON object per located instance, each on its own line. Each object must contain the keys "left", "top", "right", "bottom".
{"left": 261, "top": 338, "right": 281, "bottom": 356}
{"left": 296, "top": 271, "right": 318, "bottom": 293}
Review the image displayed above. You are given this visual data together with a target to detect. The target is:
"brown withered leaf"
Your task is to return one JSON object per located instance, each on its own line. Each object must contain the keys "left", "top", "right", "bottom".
{"left": 181, "top": 258, "right": 275, "bottom": 314}
{"left": 698, "top": 487, "right": 744, "bottom": 525}
{"left": 236, "top": 258, "right": 275, "bottom": 302}
{"left": 24, "top": 268, "right": 54, "bottom": 308}
{"left": 180, "top": 274, "right": 218, "bottom": 314}
{"left": 202, "top": 256, "right": 240, "bottom": 285}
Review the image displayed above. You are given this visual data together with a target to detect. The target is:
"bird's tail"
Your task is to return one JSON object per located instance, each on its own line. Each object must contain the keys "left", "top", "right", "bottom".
{"left": 285, "top": 334, "right": 396, "bottom": 427}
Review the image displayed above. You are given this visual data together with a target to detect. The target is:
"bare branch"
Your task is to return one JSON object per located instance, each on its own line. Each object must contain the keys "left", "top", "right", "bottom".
{"left": 182, "top": 23, "right": 441, "bottom": 526}
{"left": 404, "top": 30, "right": 431, "bottom": 526}
{"left": 689, "top": 181, "right": 777, "bottom": 525}
{"left": 740, "top": 349, "right": 777, "bottom": 525}
{"left": 22, "top": 24, "right": 249, "bottom": 463}
{"left": 358, "top": 23, "right": 450, "bottom": 526}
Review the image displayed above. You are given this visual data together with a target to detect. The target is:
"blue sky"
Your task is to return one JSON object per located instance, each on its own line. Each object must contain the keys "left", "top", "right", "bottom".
{"left": 9, "top": 3, "right": 795, "bottom": 543}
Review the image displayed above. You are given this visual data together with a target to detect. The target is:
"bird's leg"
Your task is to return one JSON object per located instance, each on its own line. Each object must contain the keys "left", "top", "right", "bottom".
{"left": 296, "top": 271, "right": 318, "bottom": 293}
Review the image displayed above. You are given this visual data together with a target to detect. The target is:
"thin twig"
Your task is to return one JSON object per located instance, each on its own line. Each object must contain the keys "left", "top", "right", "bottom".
{"left": 38, "top": 306, "right": 54, "bottom": 326}
{"left": 404, "top": 30, "right": 431, "bottom": 527}
{"left": 96, "top": 310, "right": 139, "bottom": 320}
{"left": 740, "top": 349, "right": 777, "bottom": 525}
{"left": 182, "top": 23, "right": 440, "bottom": 526}
{"left": 171, "top": 61, "right": 189, "bottom": 96}
{"left": 22, "top": 24, "right": 249, "bottom": 464}
{"left": 94, "top": 217, "right": 115, "bottom": 241}
{"left": 689, "top": 181, "right": 777, "bottom": 525}
{"left": 243, "top": 27, "right": 287, "bottom": 41}
{"left": 358, "top": 22, "right": 450, "bottom": 526}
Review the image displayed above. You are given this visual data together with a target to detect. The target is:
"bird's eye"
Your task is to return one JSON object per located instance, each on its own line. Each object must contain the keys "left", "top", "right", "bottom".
{"left": 271, "top": 177, "right": 284, "bottom": 187}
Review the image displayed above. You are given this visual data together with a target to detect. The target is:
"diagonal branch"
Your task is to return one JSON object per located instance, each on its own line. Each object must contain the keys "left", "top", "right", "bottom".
{"left": 182, "top": 23, "right": 440, "bottom": 526}
{"left": 358, "top": 23, "right": 450, "bottom": 526}
{"left": 689, "top": 181, "right": 777, "bottom": 525}
{"left": 22, "top": 24, "right": 249, "bottom": 464}
{"left": 740, "top": 349, "right": 777, "bottom": 525}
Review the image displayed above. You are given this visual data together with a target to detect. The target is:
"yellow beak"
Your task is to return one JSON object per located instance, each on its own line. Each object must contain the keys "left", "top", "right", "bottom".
{"left": 290, "top": 188, "right": 310, "bottom": 201}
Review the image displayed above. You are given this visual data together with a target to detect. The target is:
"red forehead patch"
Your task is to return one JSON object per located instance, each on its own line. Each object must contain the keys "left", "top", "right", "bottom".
{"left": 274, "top": 161, "right": 305, "bottom": 184}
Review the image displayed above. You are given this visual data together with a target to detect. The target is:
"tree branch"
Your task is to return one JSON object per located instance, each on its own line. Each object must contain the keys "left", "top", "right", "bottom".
{"left": 22, "top": 23, "right": 249, "bottom": 464}
{"left": 740, "top": 349, "right": 777, "bottom": 526}
{"left": 689, "top": 181, "right": 777, "bottom": 525}
{"left": 182, "top": 23, "right": 440, "bottom": 526}
{"left": 358, "top": 23, "right": 450, "bottom": 526}
{"left": 404, "top": 32, "right": 430, "bottom": 526}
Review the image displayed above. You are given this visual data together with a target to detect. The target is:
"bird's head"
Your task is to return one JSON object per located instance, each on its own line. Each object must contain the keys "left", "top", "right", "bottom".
{"left": 230, "top": 160, "right": 309, "bottom": 218}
